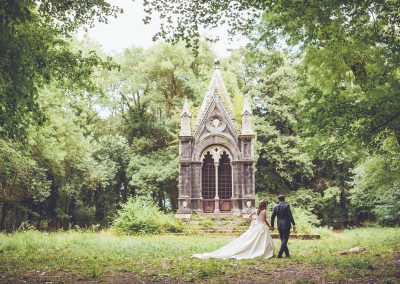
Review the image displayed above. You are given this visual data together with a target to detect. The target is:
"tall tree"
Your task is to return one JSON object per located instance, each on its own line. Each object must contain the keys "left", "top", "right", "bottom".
{"left": 0, "top": 0, "right": 121, "bottom": 139}
{"left": 144, "top": 0, "right": 400, "bottom": 150}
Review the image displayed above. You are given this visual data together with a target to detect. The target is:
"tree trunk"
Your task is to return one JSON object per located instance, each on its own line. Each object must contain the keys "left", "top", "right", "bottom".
{"left": 0, "top": 201, "right": 9, "bottom": 231}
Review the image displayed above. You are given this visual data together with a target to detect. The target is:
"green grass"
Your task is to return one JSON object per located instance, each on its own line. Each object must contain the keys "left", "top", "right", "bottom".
{"left": 0, "top": 228, "right": 399, "bottom": 283}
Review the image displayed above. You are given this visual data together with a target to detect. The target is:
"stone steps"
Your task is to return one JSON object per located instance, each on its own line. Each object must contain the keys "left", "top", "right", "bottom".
{"left": 178, "top": 217, "right": 320, "bottom": 239}
{"left": 175, "top": 230, "right": 320, "bottom": 239}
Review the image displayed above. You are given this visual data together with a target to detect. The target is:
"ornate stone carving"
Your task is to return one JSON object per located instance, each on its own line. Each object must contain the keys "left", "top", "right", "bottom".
{"left": 201, "top": 145, "right": 232, "bottom": 162}
{"left": 205, "top": 115, "right": 226, "bottom": 133}
{"left": 178, "top": 61, "right": 255, "bottom": 216}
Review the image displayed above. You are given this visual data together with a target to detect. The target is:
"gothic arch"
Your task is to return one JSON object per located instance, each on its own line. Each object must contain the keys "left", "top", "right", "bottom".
{"left": 192, "top": 133, "right": 240, "bottom": 162}
{"left": 200, "top": 145, "right": 232, "bottom": 162}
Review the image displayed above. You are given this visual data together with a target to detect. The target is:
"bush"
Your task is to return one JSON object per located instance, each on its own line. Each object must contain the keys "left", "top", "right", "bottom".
{"left": 257, "top": 192, "right": 326, "bottom": 234}
{"left": 291, "top": 207, "right": 321, "bottom": 234}
{"left": 112, "top": 196, "right": 182, "bottom": 234}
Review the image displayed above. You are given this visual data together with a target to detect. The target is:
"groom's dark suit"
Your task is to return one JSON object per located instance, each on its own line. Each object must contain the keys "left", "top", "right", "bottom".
{"left": 271, "top": 201, "right": 296, "bottom": 257}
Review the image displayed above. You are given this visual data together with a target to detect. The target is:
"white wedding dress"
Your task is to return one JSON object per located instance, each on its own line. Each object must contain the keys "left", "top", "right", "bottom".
{"left": 192, "top": 211, "right": 274, "bottom": 259}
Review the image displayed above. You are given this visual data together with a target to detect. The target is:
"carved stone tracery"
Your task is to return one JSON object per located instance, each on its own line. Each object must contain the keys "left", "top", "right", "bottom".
{"left": 201, "top": 145, "right": 232, "bottom": 164}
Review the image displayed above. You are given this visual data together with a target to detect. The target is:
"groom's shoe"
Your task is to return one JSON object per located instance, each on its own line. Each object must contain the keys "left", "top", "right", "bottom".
{"left": 276, "top": 255, "right": 283, "bottom": 258}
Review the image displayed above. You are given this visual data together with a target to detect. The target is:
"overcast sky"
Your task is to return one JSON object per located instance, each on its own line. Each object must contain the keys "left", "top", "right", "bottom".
{"left": 78, "top": 0, "right": 246, "bottom": 57}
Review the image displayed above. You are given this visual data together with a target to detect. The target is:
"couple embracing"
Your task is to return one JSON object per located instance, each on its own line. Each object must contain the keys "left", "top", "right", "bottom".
{"left": 193, "top": 195, "right": 296, "bottom": 259}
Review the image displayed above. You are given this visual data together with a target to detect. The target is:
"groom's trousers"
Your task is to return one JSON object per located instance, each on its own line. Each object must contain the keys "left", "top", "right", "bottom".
{"left": 278, "top": 229, "right": 290, "bottom": 257}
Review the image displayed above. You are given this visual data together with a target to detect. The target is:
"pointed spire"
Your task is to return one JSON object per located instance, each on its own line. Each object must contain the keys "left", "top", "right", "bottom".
{"left": 180, "top": 98, "right": 192, "bottom": 136}
{"left": 241, "top": 97, "right": 252, "bottom": 116}
{"left": 241, "top": 97, "right": 253, "bottom": 134}
{"left": 181, "top": 97, "right": 191, "bottom": 117}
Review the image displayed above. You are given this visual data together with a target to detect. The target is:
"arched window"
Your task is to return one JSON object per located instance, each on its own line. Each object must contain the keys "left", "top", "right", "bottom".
{"left": 201, "top": 146, "right": 233, "bottom": 213}
{"left": 218, "top": 151, "right": 232, "bottom": 200}
{"left": 201, "top": 152, "right": 215, "bottom": 199}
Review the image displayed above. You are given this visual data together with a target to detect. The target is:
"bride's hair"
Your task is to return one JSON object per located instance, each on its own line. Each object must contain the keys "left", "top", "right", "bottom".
{"left": 257, "top": 201, "right": 267, "bottom": 215}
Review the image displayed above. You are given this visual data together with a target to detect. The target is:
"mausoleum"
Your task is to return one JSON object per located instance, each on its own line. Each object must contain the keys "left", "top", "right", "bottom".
{"left": 177, "top": 61, "right": 255, "bottom": 215}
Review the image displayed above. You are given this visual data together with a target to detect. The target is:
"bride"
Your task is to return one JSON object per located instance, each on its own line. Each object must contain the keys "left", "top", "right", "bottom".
{"left": 192, "top": 201, "right": 274, "bottom": 259}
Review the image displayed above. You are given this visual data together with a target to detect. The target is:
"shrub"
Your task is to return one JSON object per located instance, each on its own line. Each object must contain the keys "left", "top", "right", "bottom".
{"left": 291, "top": 207, "right": 321, "bottom": 234}
{"left": 200, "top": 219, "right": 213, "bottom": 228}
{"left": 112, "top": 196, "right": 182, "bottom": 234}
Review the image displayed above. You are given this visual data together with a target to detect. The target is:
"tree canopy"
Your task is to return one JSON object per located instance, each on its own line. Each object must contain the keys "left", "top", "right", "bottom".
{"left": 0, "top": 0, "right": 399, "bottom": 230}
{"left": 0, "top": 0, "right": 121, "bottom": 139}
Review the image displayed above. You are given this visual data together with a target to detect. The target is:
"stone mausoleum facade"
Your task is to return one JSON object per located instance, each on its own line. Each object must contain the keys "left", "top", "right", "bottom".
{"left": 177, "top": 61, "right": 255, "bottom": 215}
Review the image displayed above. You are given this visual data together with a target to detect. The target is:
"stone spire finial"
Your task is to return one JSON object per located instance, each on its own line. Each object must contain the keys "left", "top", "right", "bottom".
{"left": 241, "top": 97, "right": 252, "bottom": 116}
{"left": 181, "top": 97, "right": 191, "bottom": 117}
{"left": 180, "top": 98, "right": 192, "bottom": 136}
{"left": 241, "top": 97, "right": 253, "bottom": 134}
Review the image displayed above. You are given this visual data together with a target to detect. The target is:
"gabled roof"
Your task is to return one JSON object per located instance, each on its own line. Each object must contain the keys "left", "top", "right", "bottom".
{"left": 195, "top": 64, "right": 236, "bottom": 131}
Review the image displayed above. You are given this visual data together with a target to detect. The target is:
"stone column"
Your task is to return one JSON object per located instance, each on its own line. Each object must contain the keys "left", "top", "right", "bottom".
{"left": 177, "top": 134, "right": 193, "bottom": 213}
{"left": 230, "top": 161, "right": 241, "bottom": 215}
{"left": 191, "top": 162, "right": 203, "bottom": 213}
{"left": 214, "top": 161, "right": 220, "bottom": 213}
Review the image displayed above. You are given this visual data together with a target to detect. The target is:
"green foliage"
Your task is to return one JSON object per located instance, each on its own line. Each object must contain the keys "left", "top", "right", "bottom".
{"left": 286, "top": 189, "right": 323, "bottom": 215}
{"left": 243, "top": 50, "right": 313, "bottom": 192}
{"left": 291, "top": 207, "right": 321, "bottom": 234}
{"left": 128, "top": 146, "right": 179, "bottom": 210}
{"left": 112, "top": 197, "right": 182, "bottom": 234}
{"left": 0, "top": 0, "right": 120, "bottom": 139}
{"left": 143, "top": 0, "right": 400, "bottom": 230}
{"left": 350, "top": 136, "right": 400, "bottom": 226}
{"left": 257, "top": 192, "right": 322, "bottom": 234}
{"left": 0, "top": 39, "right": 220, "bottom": 230}
{"left": 1, "top": 0, "right": 398, "bottom": 232}
{"left": 0, "top": 139, "right": 51, "bottom": 230}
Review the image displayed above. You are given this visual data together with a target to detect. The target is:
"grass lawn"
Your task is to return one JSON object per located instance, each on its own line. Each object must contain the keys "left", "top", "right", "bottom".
{"left": 0, "top": 228, "right": 399, "bottom": 283}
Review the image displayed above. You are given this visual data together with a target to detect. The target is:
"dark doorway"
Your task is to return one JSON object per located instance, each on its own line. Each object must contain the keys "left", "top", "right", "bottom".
{"left": 202, "top": 152, "right": 215, "bottom": 213}
{"left": 218, "top": 151, "right": 232, "bottom": 211}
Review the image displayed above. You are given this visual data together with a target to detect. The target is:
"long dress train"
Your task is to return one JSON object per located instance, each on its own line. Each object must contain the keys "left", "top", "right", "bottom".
{"left": 192, "top": 212, "right": 274, "bottom": 259}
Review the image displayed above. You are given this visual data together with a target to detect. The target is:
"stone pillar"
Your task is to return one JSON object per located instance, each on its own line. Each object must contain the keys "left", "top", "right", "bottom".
{"left": 177, "top": 137, "right": 193, "bottom": 213}
{"left": 177, "top": 162, "right": 191, "bottom": 214}
{"left": 177, "top": 98, "right": 193, "bottom": 214}
{"left": 230, "top": 161, "right": 242, "bottom": 215}
{"left": 191, "top": 162, "right": 203, "bottom": 213}
{"left": 214, "top": 161, "right": 220, "bottom": 213}
{"left": 239, "top": 134, "right": 255, "bottom": 214}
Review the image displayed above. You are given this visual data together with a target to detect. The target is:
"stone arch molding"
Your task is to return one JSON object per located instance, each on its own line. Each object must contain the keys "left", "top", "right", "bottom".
{"left": 200, "top": 145, "right": 232, "bottom": 162}
{"left": 192, "top": 133, "right": 240, "bottom": 162}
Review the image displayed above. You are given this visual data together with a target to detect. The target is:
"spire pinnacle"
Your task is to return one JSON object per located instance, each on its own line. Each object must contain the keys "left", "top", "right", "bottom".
{"left": 241, "top": 97, "right": 252, "bottom": 116}
{"left": 241, "top": 97, "right": 253, "bottom": 134}
{"left": 181, "top": 98, "right": 191, "bottom": 117}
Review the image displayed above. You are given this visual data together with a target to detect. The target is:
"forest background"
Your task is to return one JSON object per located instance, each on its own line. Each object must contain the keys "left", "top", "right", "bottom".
{"left": 1, "top": 0, "right": 399, "bottom": 231}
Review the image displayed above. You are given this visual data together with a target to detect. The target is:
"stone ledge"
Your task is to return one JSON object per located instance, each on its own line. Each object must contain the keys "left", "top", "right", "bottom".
{"left": 271, "top": 233, "right": 320, "bottom": 240}
{"left": 173, "top": 231, "right": 320, "bottom": 239}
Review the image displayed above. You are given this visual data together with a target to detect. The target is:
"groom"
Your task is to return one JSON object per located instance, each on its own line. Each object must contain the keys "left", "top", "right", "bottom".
{"left": 271, "top": 195, "right": 296, "bottom": 258}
